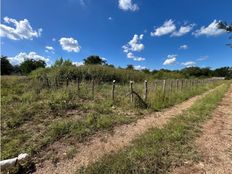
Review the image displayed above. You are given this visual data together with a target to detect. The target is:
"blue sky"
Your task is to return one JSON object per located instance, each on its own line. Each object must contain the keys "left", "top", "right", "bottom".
{"left": 1, "top": 0, "right": 232, "bottom": 70}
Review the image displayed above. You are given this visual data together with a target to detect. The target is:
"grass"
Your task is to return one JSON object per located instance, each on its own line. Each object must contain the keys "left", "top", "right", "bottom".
{"left": 78, "top": 82, "right": 230, "bottom": 174}
{"left": 0, "top": 75, "right": 224, "bottom": 161}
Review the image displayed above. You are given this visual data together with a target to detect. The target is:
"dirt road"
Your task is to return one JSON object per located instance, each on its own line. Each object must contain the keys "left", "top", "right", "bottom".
{"left": 173, "top": 85, "right": 232, "bottom": 174}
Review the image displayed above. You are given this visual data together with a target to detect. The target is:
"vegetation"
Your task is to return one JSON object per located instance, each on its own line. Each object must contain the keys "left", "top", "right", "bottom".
{"left": 1, "top": 75, "right": 223, "bottom": 161}
{"left": 0, "top": 56, "right": 14, "bottom": 75}
{"left": 79, "top": 82, "right": 230, "bottom": 174}
{"left": 84, "top": 55, "right": 106, "bottom": 65}
{"left": 20, "top": 59, "right": 46, "bottom": 74}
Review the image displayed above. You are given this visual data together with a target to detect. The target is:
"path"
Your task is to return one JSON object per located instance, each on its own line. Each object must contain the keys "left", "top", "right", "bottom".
{"left": 36, "top": 85, "right": 224, "bottom": 174}
{"left": 173, "top": 84, "right": 232, "bottom": 174}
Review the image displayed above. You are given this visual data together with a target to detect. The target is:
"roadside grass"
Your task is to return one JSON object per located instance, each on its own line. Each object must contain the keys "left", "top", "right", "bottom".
{"left": 78, "top": 82, "right": 230, "bottom": 174}
{"left": 0, "top": 75, "right": 224, "bottom": 161}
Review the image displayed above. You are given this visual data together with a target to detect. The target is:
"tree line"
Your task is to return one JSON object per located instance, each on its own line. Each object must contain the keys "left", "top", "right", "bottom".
{"left": 1, "top": 55, "right": 232, "bottom": 79}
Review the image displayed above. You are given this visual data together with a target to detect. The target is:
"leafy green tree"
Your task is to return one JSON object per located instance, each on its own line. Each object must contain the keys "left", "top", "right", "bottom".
{"left": 0, "top": 56, "right": 14, "bottom": 75}
{"left": 84, "top": 55, "right": 106, "bottom": 65}
{"left": 126, "top": 64, "right": 134, "bottom": 70}
{"left": 20, "top": 59, "right": 46, "bottom": 74}
{"left": 53, "top": 58, "right": 74, "bottom": 67}
{"left": 217, "top": 21, "right": 232, "bottom": 48}
{"left": 142, "top": 68, "right": 150, "bottom": 74}
{"left": 53, "top": 57, "right": 64, "bottom": 67}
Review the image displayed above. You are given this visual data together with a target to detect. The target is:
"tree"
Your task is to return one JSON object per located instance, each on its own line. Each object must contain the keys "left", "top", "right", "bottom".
{"left": 217, "top": 21, "right": 232, "bottom": 48}
{"left": 142, "top": 68, "right": 150, "bottom": 74}
{"left": 53, "top": 57, "right": 73, "bottom": 67}
{"left": 20, "top": 59, "right": 46, "bottom": 74}
{"left": 0, "top": 56, "right": 14, "bottom": 75}
{"left": 84, "top": 55, "right": 106, "bottom": 65}
{"left": 126, "top": 64, "right": 134, "bottom": 70}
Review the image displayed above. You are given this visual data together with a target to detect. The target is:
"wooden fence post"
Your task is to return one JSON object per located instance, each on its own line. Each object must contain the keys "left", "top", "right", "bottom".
{"left": 66, "top": 77, "right": 69, "bottom": 87}
{"left": 130, "top": 81, "right": 134, "bottom": 103}
{"left": 162, "top": 79, "right": 166, "bottom": 94}
{"left": 112, "top": 80, "right": 116, "bottom": 101}
{"left": 92, "top": 78, "right": 95, "bottom": 99}
{"left": 144, "top": 80, "right": 148, "bottom": 102}
{"left": 77, "top": 78, "right": 80, "bottom": 92}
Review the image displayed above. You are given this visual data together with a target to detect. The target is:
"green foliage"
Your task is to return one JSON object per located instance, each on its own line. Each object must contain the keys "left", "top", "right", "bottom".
{"left": 20, "top": 59, "right": 46, "bottom": 74}
{"left": 1, "top": 56, "right": 14, "bottom": 75}
{"left": 84, "top": 55, "right": 106, "bottom": 65}
{"left": 53, "top": 57, "right": 74, "bottom": 67}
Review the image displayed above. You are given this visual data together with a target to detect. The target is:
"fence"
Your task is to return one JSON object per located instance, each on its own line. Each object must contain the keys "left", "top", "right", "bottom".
{"left": 34, "top": 77, "right": 222, "bottom": 109}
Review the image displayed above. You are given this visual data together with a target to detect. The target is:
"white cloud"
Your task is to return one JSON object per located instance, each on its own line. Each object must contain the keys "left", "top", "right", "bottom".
{"left": 45, "top": 46, "right": 55, "bottom": 54}
{"left": 171, "top": 24, "right": 195, "bottom": 37}
{"left": 179, "top": 44, "right": 188, "bottom": 50}
{"left": 151, "top": 19, "right": 176, "bottom": 37}
{"left": 45, "top": 46, "right": 54, "bottom": 51}
{"left": 193, "top": 20, "right": 226, "bottom": 37}
{"left": 59, "top": 37, "right": 81, "bottom": 52}
{"left": 123, "top": 34, "right": 145, "bottom": 61}
{"left": 134, "top": 65, "right": 146, "bottom": 70}
{"left": 73, "top": 61, "right": 84, "bottom": 66}
{"left": 8, "top": 52, "right": 49, "bottom": 65}
{"left": 0, "top": 17, "right": 42, "bottom": 40}
{"left": 108, "top": 17, "right": 112, "bottom": 20}
{"left": 118, "top": 0, "right": 139, "bottom": 11}
{"left": 126, "top": 52, "right": 145, "bottom": 61}
{"left": 163, "top": 55, "right": 177, "bottom": 65}
{"left": 123, "top": 34, "right": 144, "bottom": 52}
{"left": 52, "top": 38, "right": 56, "bottom": 42}
{"left": 181, "top": 61, "right": 196, "bottom": 67}
{"left": 197, "top": 56, "right": 208, "bottom": 61}
{"left": 133, "top": 57, "right": 145, "bottom": 61}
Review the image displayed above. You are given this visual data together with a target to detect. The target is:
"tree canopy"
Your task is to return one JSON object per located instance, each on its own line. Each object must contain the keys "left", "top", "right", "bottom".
{"left": 0, "top": 56, "right": 14, "bottom": 75}
{"left": 84, "top": 55, "right": 106, "bottom": 65}
{"left": 20, "top": 59, "right": 46, "bottom": 74}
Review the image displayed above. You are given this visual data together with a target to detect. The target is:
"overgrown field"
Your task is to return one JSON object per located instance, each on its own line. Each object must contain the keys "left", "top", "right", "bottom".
{"left": 79, "top": 82, "right": 231, "bottom": 174}
{"left": 1, "top": 75, "right": 224, "bottom": 163}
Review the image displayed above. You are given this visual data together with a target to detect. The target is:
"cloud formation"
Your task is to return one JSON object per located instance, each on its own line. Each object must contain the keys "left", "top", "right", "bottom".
{"left": 8, "top": 52, "right": 49, "bottom": 65}
{"left": 59, "top": 37, "right": 81, "bottom": 52}
{"left": 179, "top": 44, "right": 188, "bottom": 50}
{"left": 123, "top": 34, "right": 145, "bottom": 61}
{"left": 134, "top": 65, "right": 146, "bottom": 70}
{"left": 0, "top": 17, "right": 42, "bottom": 40}
{"left": 151, "top": 19, "right": 176, "bottom": 37}
{"left": 193, "top": 20, "right": 226, "bottom": 37}
{"left": 171, "top": 24, "right": 195, "bottom": 37}
{"left": 45, "top": 46, "right": 55, "bottom": 54}
{"left": 181, "top": 61, "right": 196, "bottom": 67}
{"left": 151, "top": 20, "right": 194, "bottom": 37}
{"left": 118, "top": 0, "right": 139, "bottom": 11}
{"left": 163, "top": 55, "right": 177, "bottom": 65}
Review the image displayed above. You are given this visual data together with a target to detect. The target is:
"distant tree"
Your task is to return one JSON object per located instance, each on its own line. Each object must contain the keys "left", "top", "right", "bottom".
{"left": 84, "top": 55, "right": 106, "bottom": 65}
{"left": 0, "top": 56, "right": 14, "bottom": 75}
{"left": 20, "top": 59, "right": 46, "bottom": 74}
{"left": 126, "top": 64, "right": 134, "bottom": 70}
{"left": 53, "top": 57, "right": 74, "bottom": 67}
{"left": 217, "top": 21, "right": 232, "bottom": 48}
{"left": 53, "top": 57, "right": 64, "bottom": 67}
{"left": 142, "top": 68, "right": 150, "bottom": 74}
{"left": 214, "top": 67, "right": 231, "bottom": 77}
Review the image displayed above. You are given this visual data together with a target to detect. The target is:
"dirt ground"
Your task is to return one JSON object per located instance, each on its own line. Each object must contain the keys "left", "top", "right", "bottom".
{"left": 173, "top": 85, "right": 232, "bottom": 174}
{"left": 35, "top": 85, "right": 224, "bottom": 174}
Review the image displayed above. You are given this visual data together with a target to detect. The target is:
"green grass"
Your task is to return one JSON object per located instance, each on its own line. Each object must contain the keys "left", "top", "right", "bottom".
{"left": 0, "top": 75, "right": 224, "bottom": 161}
{"left": 78, "top": 82, "right": 230, "bottom": 174}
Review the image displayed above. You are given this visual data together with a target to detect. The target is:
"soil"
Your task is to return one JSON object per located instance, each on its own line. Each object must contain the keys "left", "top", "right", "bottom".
{"left": 173, "top": 85, "right": 232, "bottom": 174}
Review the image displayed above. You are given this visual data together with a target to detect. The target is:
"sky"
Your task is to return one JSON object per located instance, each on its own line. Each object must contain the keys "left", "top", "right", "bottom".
{"left": 1, "top": 0, "right": 232, "bottom": 70}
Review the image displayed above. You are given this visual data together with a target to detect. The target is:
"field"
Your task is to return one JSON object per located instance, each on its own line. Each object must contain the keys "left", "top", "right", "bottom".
{"left": 0, "top": 72, "right": 231, "bottom": 174}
